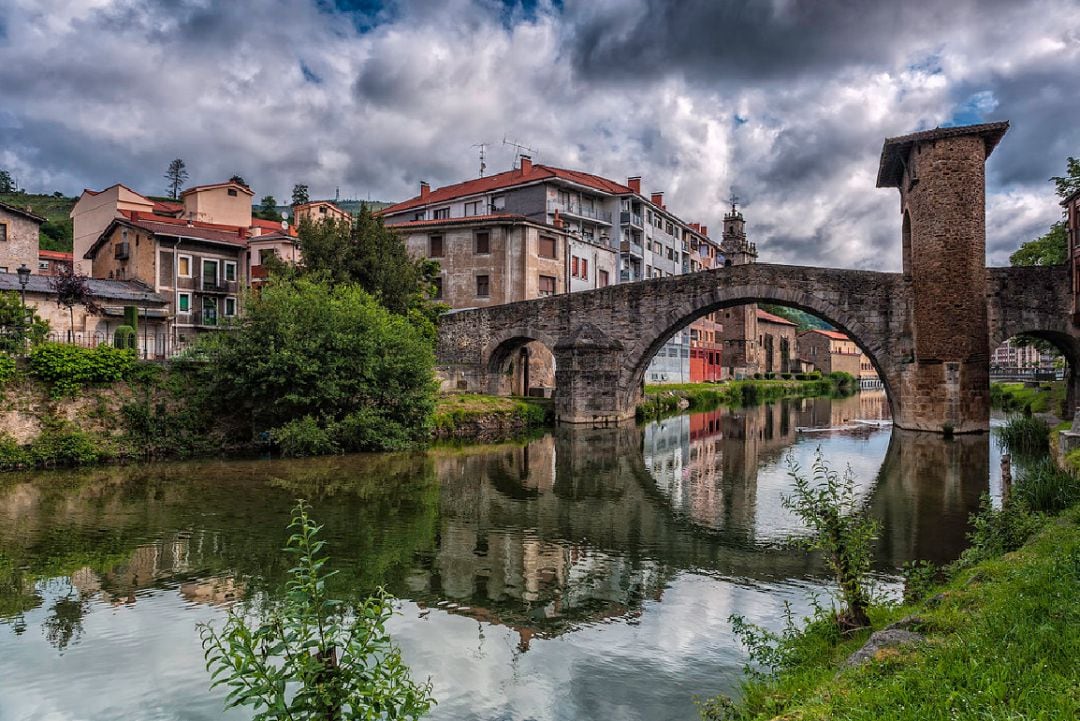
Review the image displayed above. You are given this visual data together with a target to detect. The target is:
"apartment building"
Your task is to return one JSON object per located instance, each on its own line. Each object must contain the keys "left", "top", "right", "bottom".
{"left": 381, "top": 156, "right": 724, "bottom": 385}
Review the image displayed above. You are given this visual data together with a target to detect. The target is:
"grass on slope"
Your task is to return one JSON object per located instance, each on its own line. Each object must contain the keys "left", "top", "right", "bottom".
{"left": 0, "top": 192, "right": 76, "bottom": 252}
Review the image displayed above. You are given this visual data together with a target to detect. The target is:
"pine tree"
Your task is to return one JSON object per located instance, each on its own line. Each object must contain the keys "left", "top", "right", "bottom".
{"left": 165, "top": 158, "right": 189, "bottom": 200}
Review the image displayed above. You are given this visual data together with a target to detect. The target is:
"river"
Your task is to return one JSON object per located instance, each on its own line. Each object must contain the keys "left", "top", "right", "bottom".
{"left": 0, "top": 390, "right": 1005, "bottom": 721}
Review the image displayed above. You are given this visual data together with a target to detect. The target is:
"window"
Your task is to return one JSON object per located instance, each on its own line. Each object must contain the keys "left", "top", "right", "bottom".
{"left": 475, "top": 231, "right": 490, "bottom": 254}
{"left": 429, "top": 235, "right": 444, "bottom": 257}
{"left": 475, "top": 274, "right": 490, "bottom": 297}
{"left": 667, "top": 246, "right": 674, "bottom": 261}
{"left": 433, "top": 207, "right": 450, "bottom": 220}
{"left": 571, "top": 256, "right": 579, "bottom": 277}
{"left": 598, "top": 269, "right": 610, "bottom": 287}
{"left": 38, "top": 261, "right": 49, "bottom": 270}
{"left": 224, "top": 261, "right": 237, "bottom": 282}
{"left": 178, "top": 254, "right": 192, "bottom": 277}
{"left": 432, "top": 277, "right": 443, "bottom": 299}
{"left": 464, "top": 200, "right": 482, "bottom": 217}
{"left": 227, "top": 188, "right": 238, "bottom": 197}
{"left": 259, "top": 248, "right": 278, "bottom": 265}
{"left": 224, "top": 297, "right": 237, "bottom": 316}
{"left": 491, "top": 195, "right": 506, "bottom": 211}
{"left": 177, "top": 292, "right": 191, "bottom": 313}
{"left": 538, "top": 274, "right": 556, "bottom": 296}
{"left": 0, "top": 223, "right": 7, "bottom": 242}
{"left": 581, "top": 258, "right": 588, "bottom": 279}
{"left": 538, "top": 235, "right": 557, "bottom": 259}
{"left": 202, "top": 258, "right": 219, "bottom": 287}
{"left": 318, "top": 205, "right": 327, "bottom": 214}
{"left": 414, "top": 211, "right": 425, "bottom": 221}
{"left": 0, "top": 267, "right": 7, "bottom": 273}
{"left": 202, "top": 296, "right": 218, "bottom": 326}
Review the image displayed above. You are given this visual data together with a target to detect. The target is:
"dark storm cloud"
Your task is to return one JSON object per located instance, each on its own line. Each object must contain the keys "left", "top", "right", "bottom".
{"left": 564, "top": 0, "right": 1019, "bottom": 83}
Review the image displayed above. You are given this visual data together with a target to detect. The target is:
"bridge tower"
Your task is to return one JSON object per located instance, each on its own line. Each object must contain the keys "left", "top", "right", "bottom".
{"left": 877, "top": 121, "right": 1010, "bottom": 433}
{"left": 718, "top": 200, "right": 761, "bottom": 378}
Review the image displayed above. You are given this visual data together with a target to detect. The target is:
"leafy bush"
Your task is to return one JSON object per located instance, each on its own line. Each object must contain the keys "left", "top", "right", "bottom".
{"left": 196, "top": 278, "right": 437, "bottom": 454}
{"left": 997, "top": 415, "right": 1050, "bottom": 457}
{"left": 956, "top": 495, "right": 1044, "bottom": 568}
{"left": 199, "top": 500, "right": 434, "bottom": 720}
{"left": 783, "top": 451, "right": 878, "bottom": 630}
{"left": 120, "top": 391, "right": 219, "bottom": 460}
{"left": 752, "top": 373, "right": 762, "bottom": 380}
{"left": 29, "top": 424, "right": 104, "bottom": 467}
{"left": 0, "top": 433, "right": 29, "bottom": 470}
{"left": 0, "top": 354, "right": 15, "bottom": 384}
{"left": 113, "top": 325, "right": 136, "bottom": 349}
{"left": 827, "top": 371, "right": 856, "bottom": 388}
{"left": 0, "top": 290, "right": 49, "bottom": 354}
{"left": 901, "top": 559, "right": 940, "bottom": 604}
{"left": 28, "top": 343, "right": 137, "bottom": 395}
{"left": 1012, "top": 457, "right": 1080, "bottom": 513}
{"left": 271, "top": 415, "right": 341, "bottom": 458}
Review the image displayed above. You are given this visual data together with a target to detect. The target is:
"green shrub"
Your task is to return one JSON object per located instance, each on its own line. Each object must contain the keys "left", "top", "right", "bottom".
{"left": 270, "top": 416, "right": 340, "bottom": 458}
{"left": 740, "top": 382, "right": 760, "bottom": 405}
{"left": 113, "top": 325, "right": 136, "bottom": 349}
{"left": 997, "top": 415, "right": 1050, "bottom": 457}
{"left": 764, "top": 372, "right": 777, "bottom": 380}
{"left": 28, "top": 343, "right": 137, "bottom": 396}
{"left": 752, "top": 372, "right": 762, "bottom": 380}
{"left": 333, "top": 408, "right": 416, "bottom": 452}
{"left": 781, "top": 372, "right": 793, "bottom": 380}
{"left": 1065, "top": 448, "right": 1080, "bottom": 476}
{"left": 956, "top": 495, "right": 1043, "bottom": 568}
{"left": 29, "top": 425, "right": 104, "bottom": 467}
{"left": 901, "top": 559, "right": 940, "bottom": 604}
{"left": 0, "top": 354, "right": 15, "bottom": 384}
{"left": 1013, "top": 457, "right": 1080, "bottom": 513}
{"left": 0, "top": 433, "right": 30, "bottom": 470}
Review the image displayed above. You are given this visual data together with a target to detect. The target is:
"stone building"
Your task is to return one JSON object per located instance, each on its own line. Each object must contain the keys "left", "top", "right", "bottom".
{"left": 717, "top": 202, "right": 761, "bottom": 378}
{"left": 37, "top": 250, "right": 73, "bottom": 276}
{"left": 293, "top": 200, "right": 351, "bottom": 227}
{"left": 380, "top": 157, "right": 722, "bottom": 385}
{"left": 1065, "top": 187, "right": 1080, "bottom": 320}
{"left": 0, "top": 201, "right": 44, "bottom": 274}
{"left": 797, "top": 329, "right": 863, "bottom": 376}
{"left": 756, "top": 309, "right": 797, "bottom": 374}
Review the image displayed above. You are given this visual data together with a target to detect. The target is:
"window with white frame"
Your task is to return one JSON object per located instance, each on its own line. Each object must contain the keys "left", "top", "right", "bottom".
{"left": 224, "top": 261, "right": 237, "bottom": 282}
{"left": 178, "top": 254, "right": 192, "bottom": 277}
{"left": 433, "top": 207, "right": 450, "bottom": 220}
{"left": 224, "top": 297, "right": 237, "bottom": 316}
{"left": 177, "top": 292, "right": 192, "bottom": 314}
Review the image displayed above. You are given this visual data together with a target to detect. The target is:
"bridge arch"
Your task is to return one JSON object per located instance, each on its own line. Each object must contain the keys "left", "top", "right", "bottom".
{"left": 990, "top": 324, "right": 1080, "bottom": 416}
{"left": 483, "top": 328, "right": 560, "bottom": 397}
{"left": 623, "top": 285, "right": 898, "bottom": 417}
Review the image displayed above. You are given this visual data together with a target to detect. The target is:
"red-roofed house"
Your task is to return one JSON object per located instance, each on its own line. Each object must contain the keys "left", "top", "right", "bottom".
{"left": 37, "top": 249, "right": 73, "bottom": 276}
{"left": 383, "top": 156, "right": 723, "bottom": 384}
{"left": 797, "top": 328, "right": 863, "bottom": 378}
{"left": 756, "top": 309, "right": 798, "bottom": 375}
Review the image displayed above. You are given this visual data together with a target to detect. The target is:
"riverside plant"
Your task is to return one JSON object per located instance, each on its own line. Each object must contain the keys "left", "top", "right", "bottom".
{"left": 198, "top": 500, "right": 434, "bottom": 721}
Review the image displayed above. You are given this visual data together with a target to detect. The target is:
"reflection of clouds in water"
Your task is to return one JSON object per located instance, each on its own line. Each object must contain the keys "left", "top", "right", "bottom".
{"left": 391, "top": 573, "right": 831, "bottom": 721}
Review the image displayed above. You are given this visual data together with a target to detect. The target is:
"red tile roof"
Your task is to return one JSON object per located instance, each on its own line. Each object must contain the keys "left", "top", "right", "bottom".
{"left": 384, "top": 213, "right": 532, "bottom": 229}
{"left": 152, "top": 199, "right": 184, "bottom": 215}
{"left": 38, "top": 250, "right": 73, "bottom": 261}
{"left": 181, "top": 181, "right": 254, "bottom": 196}
{"left": 125, "top": 217, "right": 248, "bottom": 246}
{"left": 380, "top": 164, "right": 635, "bottom": 216}
{"left": 756, "top": 309, "right": 797, "bottom": 326}
{"left": 804, "top": 328, "right": 852, "bottom": 341}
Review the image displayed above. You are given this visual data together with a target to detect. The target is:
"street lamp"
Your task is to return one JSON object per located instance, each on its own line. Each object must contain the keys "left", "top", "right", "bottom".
{"left": 16, "top": 263, "right": 31, "bottom": 354}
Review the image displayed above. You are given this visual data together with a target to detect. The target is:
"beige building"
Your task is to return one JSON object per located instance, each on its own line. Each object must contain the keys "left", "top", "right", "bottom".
{"left": 181, "top": 182, "right": 255, "bottom": 227}
{"left": 0, "top": 201, "right": 45, "bottom": 274}
{"left": 756, "top": 309, "right": 798, "bottom": 375}
{"left": 0, "top": 272, "right": 169, "bottom": 354}
{"left": 293, "top": 200, "right": 351, "bottom": 227}
{"left": 70, "top": 184, "right": 184, "bottom": 275}
{"left": 86, "top": 215, "right": 245, "bottom": 346}
{"left": 797, "top": 329, "right": 863, "bottom": 377}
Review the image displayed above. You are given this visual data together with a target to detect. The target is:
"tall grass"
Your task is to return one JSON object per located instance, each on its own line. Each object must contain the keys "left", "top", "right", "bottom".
{"left": 997, "top": 415, "right": 1050, "bottom": 456}
{"left": 1013, "top": 457, "right": 1080, "bottom": 513}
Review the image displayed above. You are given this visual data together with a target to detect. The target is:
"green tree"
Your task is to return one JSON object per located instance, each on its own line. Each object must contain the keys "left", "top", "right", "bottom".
{"left": 0, "top": 291, "right": 49, "bottom": 354}
{"left": 292, "top": 184, "right": 310, "bottom": 206}
{"left": 229, "top": 174, "right": 249, "bottom": 189}
{"left": 259, "top": 194, "right": 281, "bottom": 221}
{"left": 196, "top": 278, "right": 437, "bottom": 453}
{"left": 782, "top": 452, "right": 878, "bottom": 630}
{"left": 298, "top": 205, "right": 441, "bottom": 319}
{"left": 165, "top": 158, "right": 189, "bottom": 200}
{"left": 199, "top": 500, "right": 434, "bottom": 721}
{"left": 1009, "top": 221, "right": 1067, "bottom": 266}
{"left": 1051, "top": 156, "right": 1080, "bottom": 199}
{"left": 0, "top": 170, "right": 15, "bottom": 194}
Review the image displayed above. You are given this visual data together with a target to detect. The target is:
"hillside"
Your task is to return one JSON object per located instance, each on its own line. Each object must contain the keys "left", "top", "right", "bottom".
{"left": 759, "top": 303, "right": 833, "bottom": 332}
{"left": 0, "top": 192, "right": 76, "bottom": 252}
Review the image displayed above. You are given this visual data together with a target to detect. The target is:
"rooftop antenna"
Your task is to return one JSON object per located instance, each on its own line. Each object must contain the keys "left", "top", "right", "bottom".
{"left": 471, "top": 142, "right": 489, "bottom": 177}
{"left": 335, "top": 186, "right": 340, "bottom": 202}
{"left": 502, "top": 136, "right": 538, "bottom": 169}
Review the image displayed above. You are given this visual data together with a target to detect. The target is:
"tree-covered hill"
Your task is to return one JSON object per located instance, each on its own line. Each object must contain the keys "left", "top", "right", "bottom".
{"left": 0, "top": 192, "right": 76, "bottom": 252}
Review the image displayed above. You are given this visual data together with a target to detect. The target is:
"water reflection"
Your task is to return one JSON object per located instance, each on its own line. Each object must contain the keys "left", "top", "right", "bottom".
{"left": 0, "top": 391, "right": 996, "bottom": 721}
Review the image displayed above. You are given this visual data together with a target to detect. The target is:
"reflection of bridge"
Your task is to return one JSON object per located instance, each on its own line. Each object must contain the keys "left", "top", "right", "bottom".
{"left": 437, "top": 122, "right": 1078, "bottom": 433}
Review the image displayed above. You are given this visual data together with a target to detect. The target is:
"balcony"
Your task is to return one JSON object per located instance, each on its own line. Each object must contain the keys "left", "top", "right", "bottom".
{"left": 620, "top": 211, "right": 643, "bottom": 228}
{"left": 199, "top": 276, "right": 239, "bottom": 294}
{"left": 548, "top": 200, "right": 612, "bottom": 224}
{"left": 620, "top": 240, "right": 644, "bottom": 257}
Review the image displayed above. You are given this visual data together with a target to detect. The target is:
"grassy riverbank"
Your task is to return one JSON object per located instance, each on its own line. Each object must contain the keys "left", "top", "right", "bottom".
{"left": 701, "top": 417, "right": 1080, "bottom": 721}
{"left": 704, "top": 505, "right": 1080, "bottom": 720}
{"left": 991, "top": 379, "right": 1067, "bottom": 416}
{"left": 432, "top": 393, "right": 551, "bottom": 440}
{"left": 639, "top": 373, "right": 855, "bottom": 418}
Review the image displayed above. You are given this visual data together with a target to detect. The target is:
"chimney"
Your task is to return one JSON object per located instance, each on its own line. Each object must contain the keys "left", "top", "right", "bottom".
{"left": 689, "top": 222, "right": 700, "bottom": 232}
{"left": 419, "top": 181, "right": 430, "bottom": 198}
{"left": 627, "top": 176, "right": 641, "bottom": 194}
{"left": 701, "top": 225, "right": 708, "bottom": 237}
{"left": 651, "top": 192, "right": 664, "bottom": 208}
{"left": 553, "top": 209, "right": 563, "bottom": 229}
{"left": 520, "top": 155, "right": 532, "bottom": 174}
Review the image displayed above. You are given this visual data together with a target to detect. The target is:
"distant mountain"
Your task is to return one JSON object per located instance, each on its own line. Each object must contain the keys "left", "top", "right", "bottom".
{"left": 758, "top": 304, "right": 833, "bottom": 332}
{"left": 0, "top": 192, "right": 76, "bottom": 252}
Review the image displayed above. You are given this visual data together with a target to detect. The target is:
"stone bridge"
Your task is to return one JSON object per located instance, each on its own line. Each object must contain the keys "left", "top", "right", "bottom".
{"left": 436, "top": 122, "right": 1080, "bottom": 433}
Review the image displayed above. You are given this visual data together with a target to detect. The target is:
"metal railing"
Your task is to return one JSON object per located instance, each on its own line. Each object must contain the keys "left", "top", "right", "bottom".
{"left": 2, "top": 329, "right": 195, "bottom": 360}
{"left": 620, "top": 211, "right": 643, "bottom": 228}
{"left": 548, "top": 200, "right": 612, "bottom": 223}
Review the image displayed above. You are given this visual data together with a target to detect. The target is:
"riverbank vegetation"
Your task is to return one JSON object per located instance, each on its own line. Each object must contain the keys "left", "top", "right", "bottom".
{"left": 990, "top": 380, "right": 1067, "bottom": 417}
{"left": 638, "top": 373, "right": 856, "bottom": 418}
{"left": 700, "top": 414, "right": 1080, "bottom": 721}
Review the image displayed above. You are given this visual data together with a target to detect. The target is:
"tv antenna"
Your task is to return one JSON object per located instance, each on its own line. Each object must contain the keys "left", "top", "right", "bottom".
{"left": 471, "top": 142, "right": 489, "bottom": 177}
{"left": 502, "top": 136, "right": 537, "bottom": 169}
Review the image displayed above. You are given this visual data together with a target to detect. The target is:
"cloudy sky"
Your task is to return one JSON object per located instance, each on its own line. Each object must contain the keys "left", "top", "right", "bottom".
{"left": 1, "top": 0, "right": 1078, "bottom": 269}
